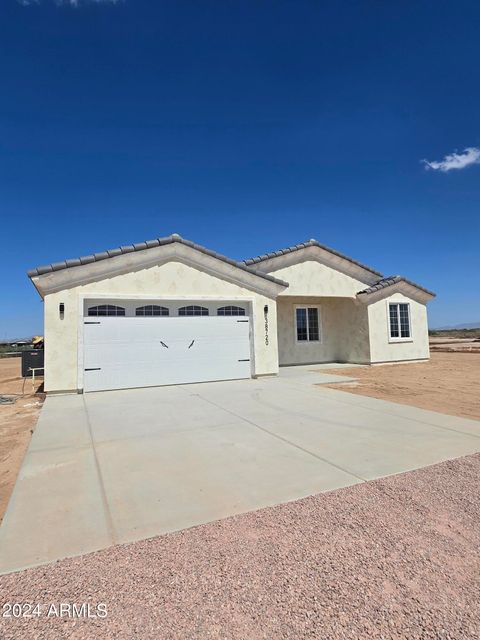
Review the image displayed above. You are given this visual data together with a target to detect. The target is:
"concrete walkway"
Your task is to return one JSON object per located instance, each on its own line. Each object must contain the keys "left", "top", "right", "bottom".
{"left": 1, "top": 366, "right": 480, "bottom": 574}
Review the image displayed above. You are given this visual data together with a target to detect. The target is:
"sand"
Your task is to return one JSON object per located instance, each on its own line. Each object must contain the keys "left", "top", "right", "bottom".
{"left": 0, "top": 358, "right": 44, "bottom": 522}
{"left": 323, "top": 351, "right": 480, "bottom": 421}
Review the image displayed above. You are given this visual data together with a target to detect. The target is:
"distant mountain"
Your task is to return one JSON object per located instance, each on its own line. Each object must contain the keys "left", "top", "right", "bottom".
{"left": 433, "top": 322, "right": 480, "bottom": 330}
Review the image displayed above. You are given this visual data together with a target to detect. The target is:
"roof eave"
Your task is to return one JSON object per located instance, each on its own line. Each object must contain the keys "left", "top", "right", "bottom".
{"left": 356, "top": 277, "right": 436, "bottom": 304}
{"left": 28, "top": 236, "right": 289, "bottom": 299}
{"left": 27, "top": 234, "right": 288, "bottom": 286}
{"left": 243, "top": 239, "right": 383, "bottom": 279}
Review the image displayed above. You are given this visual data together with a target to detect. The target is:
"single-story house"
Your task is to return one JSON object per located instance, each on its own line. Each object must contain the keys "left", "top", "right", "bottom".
{"left": 28, "top": 234, "right": 435, "bottom": 393}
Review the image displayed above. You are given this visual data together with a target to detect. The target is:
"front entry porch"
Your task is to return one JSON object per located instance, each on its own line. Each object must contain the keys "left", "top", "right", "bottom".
{"left": 276, "top": 296, "right": 370, "bottom": 366}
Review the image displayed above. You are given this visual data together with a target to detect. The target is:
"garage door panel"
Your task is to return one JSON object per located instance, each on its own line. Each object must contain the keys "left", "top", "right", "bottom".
{"left": 83, "top": 316, "right": 251, "bottom": 392}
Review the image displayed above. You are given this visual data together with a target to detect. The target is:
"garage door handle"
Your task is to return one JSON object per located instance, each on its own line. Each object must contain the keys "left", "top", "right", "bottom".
{"left": 188, "top": 340, "right": 195, "bottom": 349}
{"left": 160, "top": 341, "right": 169, "bottom": 348}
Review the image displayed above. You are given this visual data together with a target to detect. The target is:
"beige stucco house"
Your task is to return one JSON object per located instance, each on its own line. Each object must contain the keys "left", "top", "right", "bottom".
{"left": 28, "top": 234, "right": 435, "bottom": 393}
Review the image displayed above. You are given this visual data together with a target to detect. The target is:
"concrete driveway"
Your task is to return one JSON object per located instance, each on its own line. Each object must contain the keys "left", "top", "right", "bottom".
{"left": 2, "top": 365, "right": 480, "bottom": 574}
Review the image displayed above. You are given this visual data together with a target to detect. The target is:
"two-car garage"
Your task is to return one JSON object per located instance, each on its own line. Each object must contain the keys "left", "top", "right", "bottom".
{"left": 29, "top": 235, "right": 288, "bottom": 393}
{"left": 82, "top": 300, "right": 252, "bottom": 392}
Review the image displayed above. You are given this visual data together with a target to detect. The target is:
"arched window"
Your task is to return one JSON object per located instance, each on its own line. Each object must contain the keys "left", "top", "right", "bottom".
{"left": 217, "top": 305, "right": 246, "bottom": 316}
{"left": 178, "top": 305, "right": 209, "bottom": 316}
{"left": 87, "top": 304, "right": 125, "bottom": 317}
{"left": 136, "top": 305, "right": 169, "bottom": 316}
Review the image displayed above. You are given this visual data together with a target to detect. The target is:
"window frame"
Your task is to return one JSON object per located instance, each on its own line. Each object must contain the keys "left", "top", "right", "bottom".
{"left": 217, "top": 305, "right": 246, "bottom": 317}
{"left": 294, "top": 305, "right": 322, "bottom": 344}
{"left": 87, "top": 304, "right": 126, "bottom": 317}
{"left": 387, "top": 301, "right": 413, "bottom": 342}
{"left": 178, "top": 305, "right": 209, "bottom": 317}
{"left": 135, "top": 305, "right": 170, "bottom": 317}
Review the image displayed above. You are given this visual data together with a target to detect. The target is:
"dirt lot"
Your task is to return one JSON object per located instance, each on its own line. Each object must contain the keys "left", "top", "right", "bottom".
{"left": 429, "top": 337, "right": 480, "bottom": 353}
{"left": 0, "top": 452, "right": 479, "bottom": 639}
{"left": 324, "top": 351, "right": 480, "bottom": 421}
{"left": 0, "top": 358, "right": 44, "bottom": 523}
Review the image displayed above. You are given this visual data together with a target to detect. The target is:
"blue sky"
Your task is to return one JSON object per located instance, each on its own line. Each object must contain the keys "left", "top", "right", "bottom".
{"left": 1, "top": 0, "right": 479, "bottom": 337}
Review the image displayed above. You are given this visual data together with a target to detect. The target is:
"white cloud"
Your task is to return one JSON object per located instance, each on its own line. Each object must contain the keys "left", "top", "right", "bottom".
{"left": 422, "top": 147, "right": 480, "bottom": 172}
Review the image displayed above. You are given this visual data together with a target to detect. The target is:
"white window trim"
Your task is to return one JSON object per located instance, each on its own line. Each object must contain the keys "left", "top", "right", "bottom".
{"left": 294, "top": 304, "right": 322, "bottom": 344}
{"left": 387, "top": 301, "right": 413, "bottom": 343}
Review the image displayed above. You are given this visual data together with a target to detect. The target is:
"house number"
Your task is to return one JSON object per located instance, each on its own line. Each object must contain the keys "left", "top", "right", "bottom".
{"left": 263, "top": 304, "right": 269, "bottom": 345}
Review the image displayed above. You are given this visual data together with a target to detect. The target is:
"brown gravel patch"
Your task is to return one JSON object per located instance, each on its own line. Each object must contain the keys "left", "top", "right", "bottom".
{"left": 1, "top": 453, "right": 479, "bottom": 639}
{"left": 0, "top": 358, "right": 44, "bottom": 523}
{"left": 323, "top": 352, "right": 480, "bottom": 421}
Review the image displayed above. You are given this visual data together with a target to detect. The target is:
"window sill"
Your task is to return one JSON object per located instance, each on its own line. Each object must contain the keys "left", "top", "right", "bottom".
{"left": 388, "top": 338, "right": 413, "bottom": 344}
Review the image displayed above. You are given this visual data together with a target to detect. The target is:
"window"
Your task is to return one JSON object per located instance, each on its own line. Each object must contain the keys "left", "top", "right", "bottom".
{"left": 88, "top": 304, "right": 125, "bottom": 317}
{"left": 217, "top": 305, "right": 246, "bottom": 316}
{"left": 178, "top": 305, "right": 209, "bottom": 316}
{"left": 389, "top": 303, "right": 411, "bottom": 339}
{"left": 136, "top": 305, "right": 169, "bottom": 316}
{"left": 295, "top": 306, "right": 320, "bottom": 342}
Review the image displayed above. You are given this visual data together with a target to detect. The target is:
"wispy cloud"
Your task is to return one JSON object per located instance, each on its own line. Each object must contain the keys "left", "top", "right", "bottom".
{"left": 422, "top": 147, "right": 480, "bottom": 172}
{"left": 18, "top": 0, "right": 121, "bottom": 6}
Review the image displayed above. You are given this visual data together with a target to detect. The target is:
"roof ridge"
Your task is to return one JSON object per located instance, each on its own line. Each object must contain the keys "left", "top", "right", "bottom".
{"left": 243, "top": 239, "right": 383, "bottom": 277}
{"left": 27, "top": 234, "right": 289, "bottom": 288}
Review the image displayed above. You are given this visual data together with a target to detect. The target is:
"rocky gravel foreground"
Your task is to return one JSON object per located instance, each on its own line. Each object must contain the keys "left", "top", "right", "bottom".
{"left": 1, "top": 453, "right": 479, "bottom": 639}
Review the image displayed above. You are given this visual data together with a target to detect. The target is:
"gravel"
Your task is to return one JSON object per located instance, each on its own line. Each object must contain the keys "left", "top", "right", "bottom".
{"left": 1, "top": 453, "right": 479, "bottom": 639}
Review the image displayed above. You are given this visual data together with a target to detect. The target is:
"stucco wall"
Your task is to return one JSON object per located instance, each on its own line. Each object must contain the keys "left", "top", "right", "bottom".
{"left": 43, "top": 260, "right": 278, "bottom": 392}
{"left": 367, "top": 292, "right": 430, "bottom": 363}
{"left": 276, "top": 297, "right": 370, "bottom": 365}
{"left": 268, "top": 260, "right": 369, "bottom": 297}
{"left": 277, "top": 297, "right": 338, "bottom": 365}
{"left": 334, "top": 299, "right": 371, "bottom": 363}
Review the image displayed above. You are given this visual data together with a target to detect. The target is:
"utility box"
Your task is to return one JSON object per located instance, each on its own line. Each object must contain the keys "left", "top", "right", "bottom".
{"left": 21, "top": 350, "right": 44, "bottom": 378}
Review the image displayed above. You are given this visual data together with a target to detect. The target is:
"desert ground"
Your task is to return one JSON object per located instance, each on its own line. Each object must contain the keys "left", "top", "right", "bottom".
{"left": 0, "top": 358, "right": 44, "bottom": 522}
{"left": 0, "top": 348, "right": 479, "bottom": 637}
{"left": 429, "top": 335, "right": 480, "bottom": 353}
{"left": 324, "top": 351, "right": 480, "bottom": 421}
{"left": 0, "top": 452, "right": 479, "bottom": 639}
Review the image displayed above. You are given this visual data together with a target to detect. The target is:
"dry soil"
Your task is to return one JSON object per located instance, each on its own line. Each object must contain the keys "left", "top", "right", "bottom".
{"left": 324, "top": 351, "right": 480, "bottom": 421}
{"left": 429, "top": 337, "right": 480, "bottom": 354}
{"left": 0, "top": 358, "right": 43, "bottom": 522}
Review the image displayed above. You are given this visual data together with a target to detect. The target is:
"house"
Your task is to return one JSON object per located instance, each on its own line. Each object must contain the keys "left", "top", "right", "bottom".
{"left": 27, "top": 234, "right": 435, "bottom": 393}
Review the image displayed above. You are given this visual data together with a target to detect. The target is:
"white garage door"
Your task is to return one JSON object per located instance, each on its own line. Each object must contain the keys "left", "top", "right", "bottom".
{"left": 83, "top": 316, "right": 251, "bottom": 392}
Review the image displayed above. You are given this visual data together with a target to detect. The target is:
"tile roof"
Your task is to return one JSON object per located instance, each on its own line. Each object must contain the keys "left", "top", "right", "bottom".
{"left": 27, "top": 234, "right": 289, "bottom": 287}
{"left": 243, "top": 239, "right": 383, "bottom": 277}
{"left": 357, "top": 276, "right": 436, "bottom": 297}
